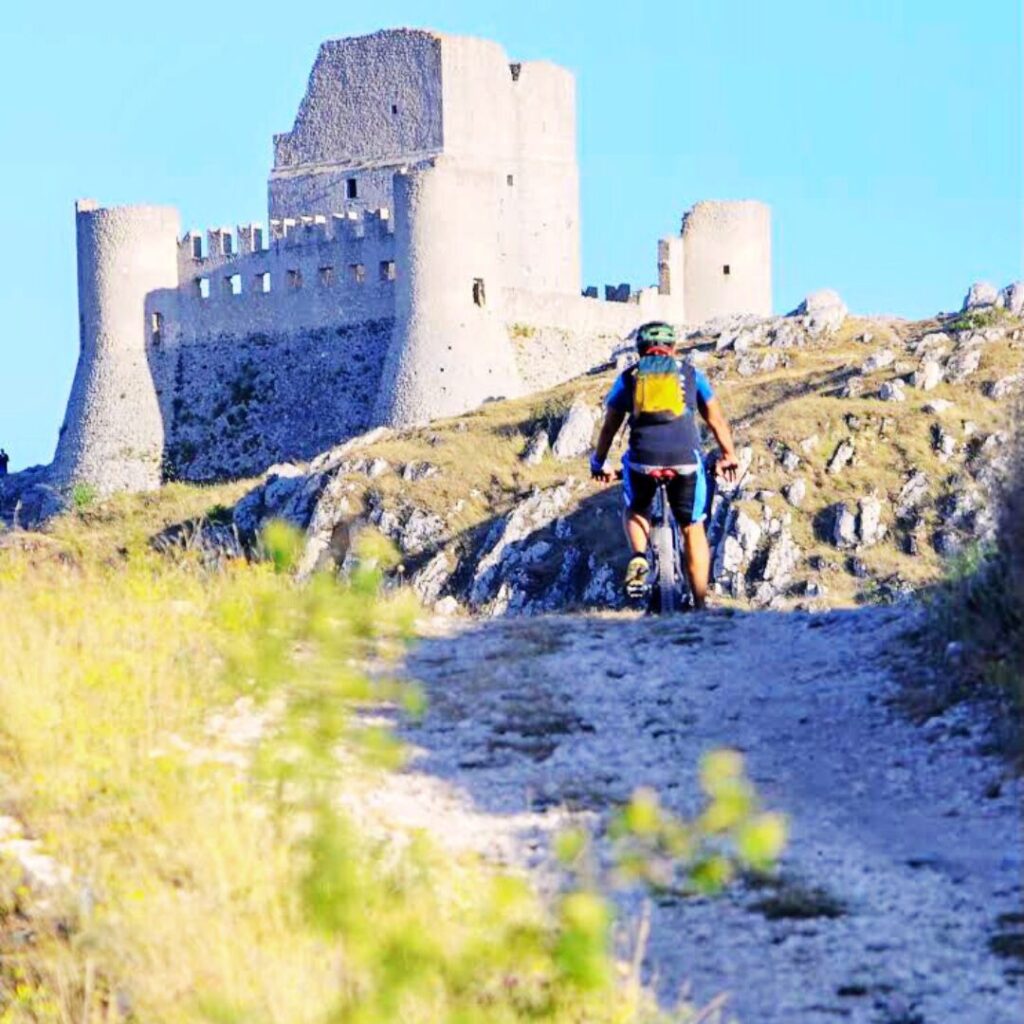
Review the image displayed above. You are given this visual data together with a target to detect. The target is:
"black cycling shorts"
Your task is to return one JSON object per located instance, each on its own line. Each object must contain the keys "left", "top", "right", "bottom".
{"left": 623, "top": 465, "right": 706, "bottom": 527}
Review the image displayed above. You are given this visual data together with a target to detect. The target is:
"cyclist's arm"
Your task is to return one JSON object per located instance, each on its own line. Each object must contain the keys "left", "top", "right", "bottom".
{"left": 593, "top": 406, "right": 627, "bottom": 466}
{"left": 699, "top": 396, "right": 739, "bottom": 478}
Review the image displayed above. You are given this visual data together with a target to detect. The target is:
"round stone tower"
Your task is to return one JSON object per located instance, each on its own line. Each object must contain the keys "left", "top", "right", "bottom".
{"left": 681, "top": 200, "right": 772, "bottom": 326}
{"left": 373, "top": 158, "right": 523, "bottom": 427}
{"left": 52, "top": 201, "right": 180, "bottom": 494}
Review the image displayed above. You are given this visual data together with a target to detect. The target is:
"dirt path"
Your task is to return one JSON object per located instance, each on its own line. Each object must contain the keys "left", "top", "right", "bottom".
{"left": 393, "top": 606, "right": 1022, "bottom": 1023}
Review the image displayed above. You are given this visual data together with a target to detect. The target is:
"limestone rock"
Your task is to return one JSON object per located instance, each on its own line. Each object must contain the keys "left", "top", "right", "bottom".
{"left": 783, "top": 478, "right": 807, "bottom": 508}
{"left": 984, "top": 374, "right": 1023, "bottom": 400}
{"left": 945, "top": 347, "right": 982, "bottom": 383}
{"left": 769, "top": 321, "right": 805, "bottom": 349}
{"left": 829, "top": 504, "right": 859, "bottom": 549}
{"left": 736, "top": 356, "right": 759, "bottom": 377}
{"left": 761, "top": 529, "right": 801, "bottom": 585}
{"left": 862, "top": 349, "right": 896, "bottom": 373}
{"left": 411, "top": 550, "right": 454, "bottom": 605}
{"left": 827, "top": 439, "right": 856, "bottom": 475}
{"left": 398, "top": 508, "right": 447, "bottom": 556}
{"left": 895, "top": 471, "right": 929, "bottom": 519}
{"left": 552, "top": 398, "right": 597, "bottom": 459}
{"left": 1000, "top": 281, "right": 1024, "bottom": 316}
{"left": 857, "top": 496, "right": 887, "bottom": 547}
{"left": 912, "top": 332, "right": 951, "bottom": 358}
{"left": 840, "top": 375, "right": 865, "bottom": 398}
{"left": 402, "top": 461, "right": 440, "bottom": 482}
{"left": 924, "top": 399, "right": 954, "bottom": 415}
{"left": 470, "top": 481, "right": 577, "bottom": 607}
{"left": 790, "top": 289, "right": 848, "bottom": 334}
{"left": 962, "top": 282, "right": 999, "bottom": 310}
{"left": 911, "top": 359, "right": 943, "bottom": 391}
{"left": 521, "top": 427, "right": 550, "bottom": 465}
{"left": 879, "top": 379, "right": 907, "bottom": 402}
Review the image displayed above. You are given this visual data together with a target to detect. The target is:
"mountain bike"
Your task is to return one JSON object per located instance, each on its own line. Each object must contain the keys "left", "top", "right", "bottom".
{"left": 642, "top": 468, "right": 690, "bottom": 615}
{"left": 611, "top": 468, "right": 691, "bottom": 615}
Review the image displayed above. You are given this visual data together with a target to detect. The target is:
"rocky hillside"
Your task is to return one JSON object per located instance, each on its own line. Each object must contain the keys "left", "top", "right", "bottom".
{"left": 169, "top": 286, "right": 1023, "bottom": 615}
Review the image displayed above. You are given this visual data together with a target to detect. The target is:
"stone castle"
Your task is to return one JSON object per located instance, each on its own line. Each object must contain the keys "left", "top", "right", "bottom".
{"left": 52, "top": 28, "right": 772, "bottom": 494}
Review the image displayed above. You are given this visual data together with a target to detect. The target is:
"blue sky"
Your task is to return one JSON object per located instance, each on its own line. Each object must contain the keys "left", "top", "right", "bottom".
{"left": 1, "top": 0, "right": 1020, "bottom": 470}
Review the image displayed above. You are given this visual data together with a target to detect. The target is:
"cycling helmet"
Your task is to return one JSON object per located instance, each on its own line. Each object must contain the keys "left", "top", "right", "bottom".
{"left": 634, "top": 321, "right": 677, "bottom": 353}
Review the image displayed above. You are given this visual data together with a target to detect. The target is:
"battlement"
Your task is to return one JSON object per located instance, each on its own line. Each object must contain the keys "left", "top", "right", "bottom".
{"left": 179, "top": 208, "right": 394, "bottom": 264}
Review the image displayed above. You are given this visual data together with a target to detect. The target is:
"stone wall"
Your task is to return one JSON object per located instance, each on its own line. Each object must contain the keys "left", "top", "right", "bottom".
{"left": 152, "top": 320, "right": 391, "bottom": 482}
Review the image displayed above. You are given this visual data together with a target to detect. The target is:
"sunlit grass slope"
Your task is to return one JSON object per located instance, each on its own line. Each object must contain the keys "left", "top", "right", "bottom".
{"left": 0, "top": 506, "right": 782, "bottom": 1023}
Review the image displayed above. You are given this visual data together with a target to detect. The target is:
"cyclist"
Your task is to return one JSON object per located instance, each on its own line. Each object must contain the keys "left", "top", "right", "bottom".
{"left": 589, "top": 321, "right": 739, "bottom": 608}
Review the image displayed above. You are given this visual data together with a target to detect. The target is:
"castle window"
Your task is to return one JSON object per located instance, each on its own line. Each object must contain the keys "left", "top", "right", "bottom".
{"left": 319, "top": 266, "right": 334, "bottom": 287}
{"left": 391, "top": 103, "right": 399, "bottom": 115}
{"left": 287, "top": 269, "right": 302, "bottom": 290}
{"left": 507, "top": 174, "right": 514, "bottom": 187}
{"left": 509, "top": 62, "right": 522, "bottom": 82}
{"left": 151, "top": 312, "right": 164, "bottom": 344}
{"left": 380, "top": 260, "right": 396, "bottom": 282}
{"left": 346, "top": 177, "right": 358, "bottom": 199}
{"left": 351, "top": 263, "right": 366, "bottom": 284}
{"left": 228, "top": 274, "right": 242, "bottom": 296}
{"left": 473, "top": 277, "right": 486, "bottom": 307}
{"left": 191, "top": 235, "right": 203, "bottom": 259}
{"left": 222, "top": 233, "right": 234, "bottom": 256}
{"left": 196, "top": 277, "right": 210, "bottom": 300}
{"left": 255, "top": 271, "right": 271, "bottom": 293}
{"left": 723, "top": 264, "right": 731, "bottom": 276}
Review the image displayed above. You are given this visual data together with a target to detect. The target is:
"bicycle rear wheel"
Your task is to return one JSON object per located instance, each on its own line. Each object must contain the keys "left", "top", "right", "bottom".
{"left": 652, "top": 517, "right": 678, "bottom": 614}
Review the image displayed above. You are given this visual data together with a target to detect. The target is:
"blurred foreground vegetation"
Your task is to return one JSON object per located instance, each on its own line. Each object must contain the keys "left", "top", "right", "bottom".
{"left": 0, "top": 509, "right": 784, "bottom": 1023}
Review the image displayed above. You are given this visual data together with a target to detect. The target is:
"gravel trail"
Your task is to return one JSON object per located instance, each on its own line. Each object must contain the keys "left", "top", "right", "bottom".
{"left": 394, "top": 606, "right": 1022, "bottom": 1023}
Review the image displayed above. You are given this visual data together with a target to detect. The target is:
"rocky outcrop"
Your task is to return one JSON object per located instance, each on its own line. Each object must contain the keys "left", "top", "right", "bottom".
{"left": 790, "top": 289, "right": 848, "bottom": 334}
{"left": 551, "top": 398, "right": 597, "bottom": 460}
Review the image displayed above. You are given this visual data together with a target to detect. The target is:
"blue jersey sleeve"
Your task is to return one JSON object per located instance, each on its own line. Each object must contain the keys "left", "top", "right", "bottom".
{"left": 606, "top": 373, "right": 632, "bottom": 414}
{"left": 694, "top": 368, "right": 714, "bottom": 403}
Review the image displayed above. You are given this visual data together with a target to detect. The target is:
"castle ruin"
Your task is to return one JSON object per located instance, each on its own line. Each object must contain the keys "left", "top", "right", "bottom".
{"left": 52, "top": 29, "right": 772, "bottom": 494}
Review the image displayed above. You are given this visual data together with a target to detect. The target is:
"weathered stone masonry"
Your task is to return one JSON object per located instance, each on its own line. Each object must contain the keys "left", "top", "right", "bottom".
{"left": 53, "top": 28, "right": 773, "bottom": 493}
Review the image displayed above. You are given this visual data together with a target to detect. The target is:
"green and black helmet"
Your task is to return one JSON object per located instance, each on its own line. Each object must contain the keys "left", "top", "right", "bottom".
{"left": 634, "top": 321, "right": 677, "bottom": 353}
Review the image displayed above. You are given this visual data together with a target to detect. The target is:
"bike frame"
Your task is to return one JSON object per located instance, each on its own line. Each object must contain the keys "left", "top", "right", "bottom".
{"left": 645, "top": 469, "right": 690, "bottom": 615}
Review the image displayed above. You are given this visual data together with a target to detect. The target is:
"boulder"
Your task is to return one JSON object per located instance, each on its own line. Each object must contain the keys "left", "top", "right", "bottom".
{"left": 521, "top": 427, "right": 550, "bottom": 466}
{"left": 923, "top": 398, "right": 954, "bottom": 415}
{"left": 830, "top": 504, "right": 859, "bottom": 549}
{"left": 552, "top": 397, "right": 597, "bottom": 460}
{"left": 1001, "top": 281, "right": 1024, "bottom": 316}
{"left": 911, "top": 359, "right": 943, "bottom": 391}
{"left": 402, "top": 461, "right": 440, "bottom": 482}
{"left": 862, "top": 349, "right": 896, "bottom": 373}
{"left": 761, "top": 529, "right": 801, "bottom": 586}
{"left": 984, "top": 374, "right": 1024, "bottom": 400}
{"left": 857, "top": 496, "right": 887, "bottom": 547}
{"left": 962, "top": 282, "right": 999, "bottom": 310}
{"left": 411, "top": 550, "right": 454, "bottom": 606}
{"left": 895, "top": 471, "right": 929, "bottom": 519}
{"left": 790, "top": 289, "right": 848, "bottom": 334}
{"left": 736, "top": 356, "right": 759, "bottom": 377}
{"left": 945, "top": 347, "right": 982, "bottom": 383}
{"left": 783, "top": 478, "right": 807, "bottom": 508}
{"left": 878, "top": 379, "right": 907, "bottom": 402}
{"left": 827, "top": 439, "right": 856, "bottom": 475}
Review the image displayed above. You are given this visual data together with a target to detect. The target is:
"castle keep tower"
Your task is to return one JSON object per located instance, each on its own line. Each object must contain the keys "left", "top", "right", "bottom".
{"left": 53, "top": 201, "right": 179, "bottom": 494}
{"left": 51, "top": 29, "right": 774, "bottom": 494}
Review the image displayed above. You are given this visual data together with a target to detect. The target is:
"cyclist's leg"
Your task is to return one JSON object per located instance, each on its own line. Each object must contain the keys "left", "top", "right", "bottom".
{"left": 667, "top": 469, "right": 710, "bottom": 609}
{"left": 622, "top": 458, "right": 655, "bottom": 555}
{"left": 623, "top": 462, "right": 656, "bottom": 596}
{"left": 682, "top": 522, "right": 710, "bottom": 608}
